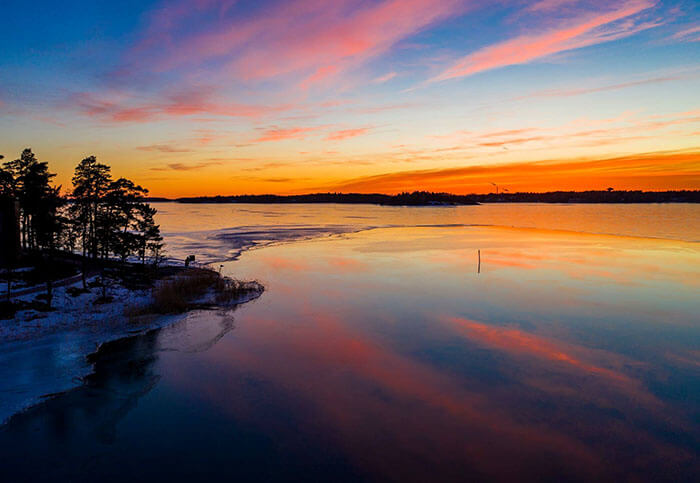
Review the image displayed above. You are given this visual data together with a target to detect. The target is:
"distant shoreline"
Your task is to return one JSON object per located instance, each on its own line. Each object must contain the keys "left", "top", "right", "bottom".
{"left": 147, "top": 190, "right": 700, "bottom": 205}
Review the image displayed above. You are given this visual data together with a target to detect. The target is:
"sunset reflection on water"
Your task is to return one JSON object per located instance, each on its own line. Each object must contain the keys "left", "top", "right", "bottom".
{"left": 157, "top": 225, "right": 698, "bottom": 480}
{"left": 1, "top": 209, "right": 698, "bottom": 481}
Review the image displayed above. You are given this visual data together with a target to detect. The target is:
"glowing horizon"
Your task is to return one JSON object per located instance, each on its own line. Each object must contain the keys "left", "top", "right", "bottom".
{"left": 1, "top": 0, "right": 698, "bottom": 197}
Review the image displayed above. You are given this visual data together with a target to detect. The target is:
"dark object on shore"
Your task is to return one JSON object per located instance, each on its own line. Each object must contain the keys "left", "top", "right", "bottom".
{"left": 185, "top": 255, "right": 196, "bottom": 267}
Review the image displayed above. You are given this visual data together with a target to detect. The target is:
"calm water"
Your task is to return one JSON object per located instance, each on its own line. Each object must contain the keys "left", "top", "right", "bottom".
{"left": 1, "top": 204, "right": 699, "bottom": 481}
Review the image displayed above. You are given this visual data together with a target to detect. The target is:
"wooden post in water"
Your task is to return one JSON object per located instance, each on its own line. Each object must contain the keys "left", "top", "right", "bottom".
{"left": 478, "top": 249, "right": 481, "bottom": 274}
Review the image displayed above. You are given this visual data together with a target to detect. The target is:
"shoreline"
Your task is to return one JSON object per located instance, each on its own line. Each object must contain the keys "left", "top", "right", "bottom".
{"left": 0, "top": 264, "right": 264, "bottom": 425}
{"left": 145, "top": 190, "right": 700, "bottom": 205}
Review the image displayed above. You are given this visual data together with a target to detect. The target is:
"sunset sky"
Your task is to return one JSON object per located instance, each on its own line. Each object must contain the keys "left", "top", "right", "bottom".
{"left": 1, "top": 0, "right": 698, "bottom": 197}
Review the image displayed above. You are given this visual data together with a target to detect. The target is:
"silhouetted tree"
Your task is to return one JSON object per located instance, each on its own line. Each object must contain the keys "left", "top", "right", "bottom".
{"left": 105, "top": 178, "right": 148, "bottom": 262}
{"left": 1, "top": 148, "right": 62, "bottom": 252}
{"left": 33, "top": 187, "right": 64, "bottom": 248}
{"left": 0, "top": 155, "right": 12, "bottom": 197}
{"left": 135, "top": 203, "right": 163, "bottom": 264}
{"left": 0, "top": 154, "right": 12, "bottom": 301}
{"left": 68, "top": 156, "right": 162, "bottom": 265}
{"left": 2, "top": 149, "right": 163, "bottom": 303}
{"left": 70, "top": 156, "right": 112, "bottom": 259}
{"left": 1, "top": 149, "right": 65, "bottom": 305}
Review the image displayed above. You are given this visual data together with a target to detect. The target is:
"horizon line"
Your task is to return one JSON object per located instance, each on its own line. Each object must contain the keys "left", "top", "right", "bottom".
{"left": 145, "top": 189, "right": 700, "bottom": 200}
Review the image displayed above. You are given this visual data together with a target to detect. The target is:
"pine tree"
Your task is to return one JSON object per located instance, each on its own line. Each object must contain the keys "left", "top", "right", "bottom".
{"left": 135, "top": 203, "right": 163, "bottom": 264}
{"left": 2, "top": 149, "right": 59, "bottom": 251}
{"left": 69, "top": 156, "right": 162, "bottom": 265}
{"left": 0, "top": 155, "right": 14, "bottom": 197}
{"left": 105, "top": 178, "right": 148, "bottom": 262}
{"left": 70, "top": 156, "right": 112, "bottom": 259}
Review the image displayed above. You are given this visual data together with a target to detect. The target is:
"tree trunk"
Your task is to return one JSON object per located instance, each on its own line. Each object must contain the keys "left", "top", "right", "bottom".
{"left": 21, "top": 213, "right": 26, "bottom": 250}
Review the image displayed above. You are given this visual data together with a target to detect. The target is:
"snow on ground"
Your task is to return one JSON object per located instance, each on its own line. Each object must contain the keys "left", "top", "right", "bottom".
{"left": 3, "top": 278, "right": 147, "bottom": 341}
{"left": 0, "top": 222, "right": 353, "bottom": 425}
{"left": 0, "top": 273, "right": 261, "bottom": 425}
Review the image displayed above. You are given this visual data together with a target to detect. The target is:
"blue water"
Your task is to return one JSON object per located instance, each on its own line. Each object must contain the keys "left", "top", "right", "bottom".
{"left": 1, "top": 204, "right": 698, "bottom": 481}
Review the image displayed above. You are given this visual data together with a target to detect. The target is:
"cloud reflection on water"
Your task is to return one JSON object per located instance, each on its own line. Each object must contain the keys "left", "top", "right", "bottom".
{"left": 158, "top": 224, "right": 699, "bottom": 480}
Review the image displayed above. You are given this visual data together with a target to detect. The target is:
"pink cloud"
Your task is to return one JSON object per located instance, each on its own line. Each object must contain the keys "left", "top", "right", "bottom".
{"left": 672, "top": 24, "right": 700, "bottom": 42}
{"left": 126, "top": 0, "right": 469, "bottom": 89}
{"left": 82, "top": 1, "right": 471, "bottom": 123}
{"left": 73, "top": 89, "right": 288, "bottom": 123}
{"left": 372, "top": 72, "right": 398, "bottom": 84}
{"left": 524, "top": 0, "right": 580, "bottom": 13}
{"left": 299, "top": 65, "right": 340, "bottom": 90}
{"left": 253, "top": 126, "right": 321, "bottom": 143}
{"left": 431, "top": 0, "right": 659, "bottom": 82}
{"left": 325, "top": 127, "right": 371, "bottom": 141}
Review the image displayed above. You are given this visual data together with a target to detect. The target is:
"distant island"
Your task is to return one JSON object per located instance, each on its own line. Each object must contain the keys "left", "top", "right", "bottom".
{"left": 148, "top": 190, "right": 700, "bottom": 205}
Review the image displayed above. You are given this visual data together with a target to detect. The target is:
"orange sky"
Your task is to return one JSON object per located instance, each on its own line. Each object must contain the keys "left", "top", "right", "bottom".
{"left": 114, "top": 148, "right": 698, "bottom": 197}
{"left": 1, "top": 0, "right": 699, "bottom": 197}
{"left": 322, "top": 149, "right": 700, "bottom": 195}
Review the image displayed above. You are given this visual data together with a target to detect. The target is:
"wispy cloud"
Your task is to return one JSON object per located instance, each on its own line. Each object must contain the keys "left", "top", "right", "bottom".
{"left": 74, "top": 89, "right": 288, "bottom": 123}
{"left": 523, "top": 0, "right": 581, "bottom": 13}
{"left": 372, "top": 72, "right": 398, "bottom": 84}
{"left": 519, "top": 71, "right": 698, "bottom": 99}
{"left": 671, "top": 24, "right": 700, "bottom": 42}
{"left": 430, "top": 1, "right": 659, "bottom": 83}
{"left": 253, "top": 126, "right": 322, "bottom": 143}
{"left": 137, "top": 144, "right": 193, "bottom": 153}
{"left": 150, "top": 161, "right": 222, "bottom": 171}
{"left": 325, "top": 127, "right": 371, "bottom": 141}
{"left": 123, "top": 0, "right": 468, "bottom": 90}
{"left": 432, "top": 109, "right": 699, "bottom": 149}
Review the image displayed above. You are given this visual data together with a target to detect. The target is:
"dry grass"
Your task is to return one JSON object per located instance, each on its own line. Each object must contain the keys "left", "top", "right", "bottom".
{"left": 214, "top": 278, "right": 264, "bottom": 304}
{"left": 150, "top": 268, "right": 219, "bottom": 314}
{"left": 127, "top": 267, "right": 262, "bottom": 318}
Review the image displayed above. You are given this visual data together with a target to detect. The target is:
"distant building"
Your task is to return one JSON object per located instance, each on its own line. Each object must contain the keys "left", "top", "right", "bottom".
{"left": 0, "top": 198, "right": 20, "bottom": 268}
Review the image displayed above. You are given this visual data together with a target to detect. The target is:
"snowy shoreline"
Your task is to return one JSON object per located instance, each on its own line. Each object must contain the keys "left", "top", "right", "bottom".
{"left": 0, "top": 223, "right": 389, "bottom": 426}
{"left": 0, "top": 223, "right": 361, "bottom": 426}
{"left": 0, "top": 271, "right": 263, "bottom": 425}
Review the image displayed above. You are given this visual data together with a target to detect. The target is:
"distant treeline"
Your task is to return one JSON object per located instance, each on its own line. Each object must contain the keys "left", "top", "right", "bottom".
{"left": 471, "top": 190, "right": 700, "bottom": 203}
{"left": 149, "top": 190, "right": 700, "bottom": 205}
{"left": 169, "top": 192, "right": 477, "bottom": 206}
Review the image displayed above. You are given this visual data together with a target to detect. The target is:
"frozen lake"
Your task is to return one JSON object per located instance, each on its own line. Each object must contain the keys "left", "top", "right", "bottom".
{"left": 1, "top": 203, "right": 699, "bottom": 481}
